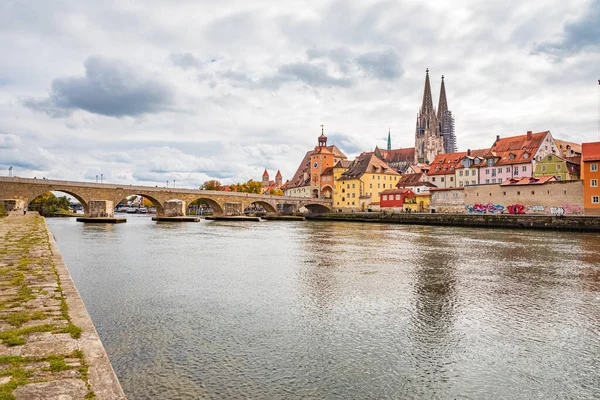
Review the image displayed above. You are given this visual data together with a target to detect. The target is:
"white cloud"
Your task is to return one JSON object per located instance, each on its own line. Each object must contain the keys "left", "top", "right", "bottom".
{"left": 0, "top": 0, "right": 598, "bottom": 186}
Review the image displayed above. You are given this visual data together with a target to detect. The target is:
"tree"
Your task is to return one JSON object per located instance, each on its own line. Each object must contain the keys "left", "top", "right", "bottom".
{"left": 142, "top": 198, "right": 154, "bottom": 207}
{"left": 269, "top": 188, "right": 284, "bottom": 196}
{"left": 201, "top": 180, "right": 223, "bottom": 191}
{"left": 28, "top": 193, "right": 72, "bottom": 216}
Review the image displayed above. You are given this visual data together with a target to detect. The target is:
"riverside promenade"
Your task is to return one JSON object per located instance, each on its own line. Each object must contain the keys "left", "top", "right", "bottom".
{"left": 0, "top": 213, "right": 124, "bottom": 399}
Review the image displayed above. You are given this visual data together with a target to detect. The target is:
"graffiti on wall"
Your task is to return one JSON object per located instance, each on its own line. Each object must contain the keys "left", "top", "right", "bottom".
{"left": 507, "top": 204, "right": 526, "bottom": 214}
{"left": 465, "top": 203, "right": 505, "bottom": 214}
{"left": 528, "top": 205, "right": 545, "bottom": 212}
{"left": 549, "top": 207, "right": 564, "bottom": 215}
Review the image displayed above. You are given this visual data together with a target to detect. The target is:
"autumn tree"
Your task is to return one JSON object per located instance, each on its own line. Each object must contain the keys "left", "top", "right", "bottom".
{"left": 200, "top": 180, "right": 223, "bottom": 191}
{"left": 269, "top": 188, "right": 284, "bottom": 196}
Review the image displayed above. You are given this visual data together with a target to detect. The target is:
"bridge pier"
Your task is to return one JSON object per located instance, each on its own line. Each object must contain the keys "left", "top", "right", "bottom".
{"left": 76, "top": 200, "right": 126, "bottom": 223}
{"left": 152, "top": 199, "right": 199, "bottom": 222}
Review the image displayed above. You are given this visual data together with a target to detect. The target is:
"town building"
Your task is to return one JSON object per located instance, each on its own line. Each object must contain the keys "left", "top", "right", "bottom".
{"left": 554, "top": 139, "right": 582, "bottom": 158}
{"left": 380, "top": 188, "right": 414, "bottom": 210}
{"left": 456, "top": 148, "right": 489, "bottom": 187}
{"left": 374, "top": 146, "right": 415, "bottom": 174}
{"left": 427, "top": 151, "right": 467, "bottom": 189}
{"left": 286, "top": 129, "right": 347, "bottom": 198}
{"left": 534, "top": 154, "right": 580, "bottom": 181}
{"left": 414, "top": 69, "right": 445, "bottom": 164}
{"left": 396, "top": 172, "right": 436, "bottom": 194}
{"left": 478, "top": 130, "right": 558, "bottom": 185}
{"left": 582, "top": 142, "right": 600, "bottom": 215}
{"left": 334, "top": 152, "right": 400, "bottom": 211}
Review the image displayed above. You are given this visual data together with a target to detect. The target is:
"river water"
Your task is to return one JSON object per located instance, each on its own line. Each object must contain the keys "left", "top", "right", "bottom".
{"left": 46, "top": 215, "right": 600, "bottom": 399}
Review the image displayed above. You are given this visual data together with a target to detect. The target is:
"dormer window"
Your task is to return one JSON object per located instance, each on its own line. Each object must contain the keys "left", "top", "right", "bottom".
{"left": 509, "top": 154, "right": 515, "bottom": 160}
{"left": 488, "top": 158, "right": 495, "bottom": 166}
{"left": 523, "top": 152, "right": 529, "bottom": 159}
{"left": 474, "top": 158, "right": 480, "bottom": 164}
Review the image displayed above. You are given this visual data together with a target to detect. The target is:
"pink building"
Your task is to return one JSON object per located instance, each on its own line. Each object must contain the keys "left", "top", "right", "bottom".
{"left": 479, "top": 131, "right": 558, "bottom": 185}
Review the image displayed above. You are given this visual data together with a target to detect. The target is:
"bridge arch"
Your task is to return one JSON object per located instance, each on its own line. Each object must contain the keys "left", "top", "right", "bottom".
{"left": 114, "top": 193, "right": 165, "bottom": 216}
{"left": 188, "top": 197, "right": 224, "bottom": 216}
{"left": 27, "top": 189, "right": 89, "bottom": 215}
{"left": 246, "top": 200, "right": 277, "bottom": 216}
{"left": 303, "top": 203, "right": 332, "bottom": 214}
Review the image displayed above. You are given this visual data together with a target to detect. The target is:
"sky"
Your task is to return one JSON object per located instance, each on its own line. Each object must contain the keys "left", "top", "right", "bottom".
{"left": 1, "top": 0, "right": 599, "bottom": 188}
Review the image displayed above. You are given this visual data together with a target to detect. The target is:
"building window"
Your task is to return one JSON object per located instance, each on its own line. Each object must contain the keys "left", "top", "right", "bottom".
{"left": 378, "top": 176, "right": 380, "bottom": 180}
{"left": 522, "top": 166, "right": 527, "bottom": 172}
{"left": 384, "top": 176, "right": 387, "bottom": 180}
{"left": 542, "top": 165, "right": 546, "bottom": 172}
{"left": 503, "top": 191, "right": 506, "bottom": 195}
{"left": 517, "top": 191, "right": 520, "bottom": 196}
{"left": 432, "top": 177, "right": 436, "bottom": 182}
{"left": 592, "top": 179, "right": 598, "bottom": 187}
{"left": 378, "top": 183, "right": 381, "bottom": 188}
{"left": 472, "top": 180, "right": 476, "bottom": 185}
{"left": 460, "top": 182, "right": 464, "bottom": 187}
{"left": 453, "top": 193, "right": 458, "bottom": 198}
{"left": 396, "top": 194, "right": 401, "bottom": 200}
{"left": 486, "top": 169, "right": 490, "bottom": 175}
{"left": 498, "top": 168, "right": 502, "bottom": 173}
{"left": 514, "top": 167, "right": 519, "bottom": 175}
{"left": 592, "top": 164, "right": 598, "bottom": 172}
{"left": 531, "top": 191, "right": 535, "bottom": 195}
{"left": 492, "top": 179, "right": 496, "bottom": 183}
{"left": 383, "top": 195, "right": 387, "bottom": 200}
{"left": 450, "top": 177, "right": 454, "bottom": 182}
{"left": 444, "top": 193, "right": 448, "bottom": 198}
{"left": 441, "top": 177, "right": 445, "bottom": 182}
{"left": 347, "top": 184, "right": 350, "bottom": 188}
{"left": 352, "top": 193, "right": 355, "bottom": 198}
{"left": 370, "top": 183, "right": 373, "bottom": 188}
{"left": 506, "top": 167, "right": 510, "bottom": 172}
{"left": 384, "top": 184, "right": 387, "bottom": 188}
{"left": 593, "top": 196, "right": 599, "bottom": 204}
{"left": 485, "top": 179, "right": 490, "bottom": 184}
{"left": 557, "top": 164, "right": 562, "bottom": 170}
{"left": 352, "top": 183, "right": 355, "bottom": 188}
{"left": 459, "top": 171, "right": 463, "bottom": 176}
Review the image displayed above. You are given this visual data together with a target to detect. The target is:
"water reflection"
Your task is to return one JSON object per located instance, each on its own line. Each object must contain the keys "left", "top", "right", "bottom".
{"left": 46, "top": 216, "right": 600, "bottom": 399}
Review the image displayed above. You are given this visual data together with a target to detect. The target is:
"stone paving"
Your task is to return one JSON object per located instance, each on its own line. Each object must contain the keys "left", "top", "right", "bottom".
{"left": 0, "top": 214, "right": 125, "bottom": 399}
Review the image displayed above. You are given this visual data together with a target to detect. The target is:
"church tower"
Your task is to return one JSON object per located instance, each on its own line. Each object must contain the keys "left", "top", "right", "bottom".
{"left": 438, "top": 75, "right": 457, "bottom": 153}
{"left": 414, "top": 69, "right": 444, "bottom": 164}
{"left": 387, "top": 128, "right": 392, "bottom": 151}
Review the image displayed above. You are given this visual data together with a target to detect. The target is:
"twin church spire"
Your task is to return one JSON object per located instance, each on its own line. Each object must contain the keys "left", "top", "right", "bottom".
{"left": 414, "top": 69, "right": 457, "bottom": 163}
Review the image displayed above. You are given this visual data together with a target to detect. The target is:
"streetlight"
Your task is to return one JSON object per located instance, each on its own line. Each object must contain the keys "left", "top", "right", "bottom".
{"left": 96, "top": 175, "right": 98, "bottom": 183}
{"left": 8, "top": 166, "right": 12, "bottom": 177}
{"left": 101, "top": 174, "right": 103, "bottom": 184}
{"left": 166, "top": 180, "right": 169, "bottom": 188}
{"left": 173, "top": 179, "right": 176, "bottom": 188}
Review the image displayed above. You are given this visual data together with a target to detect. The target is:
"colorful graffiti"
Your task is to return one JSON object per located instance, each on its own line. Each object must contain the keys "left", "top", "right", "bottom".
{"left": 562, "top": 204, "right": 583, "bottom": 214}
{"left": 507, "top": 204, "right": 526, "bottom": 214}
{"left": 528, "top": 205, "right": 545, "bottom": 212}
{"left": 465, "top": 203, "right": 505, "bottom": 214}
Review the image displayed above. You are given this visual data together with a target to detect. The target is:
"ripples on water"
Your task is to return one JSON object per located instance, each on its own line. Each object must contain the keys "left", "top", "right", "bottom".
{"left": 47, "top": 215, "right": 600, "bottom": 399}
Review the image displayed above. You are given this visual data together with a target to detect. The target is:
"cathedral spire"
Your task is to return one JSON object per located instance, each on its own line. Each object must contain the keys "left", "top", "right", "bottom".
{"left": 421, "top": 68, "right": 434, "bottom": 115}
{"left": 387, "top": 128, "right": 391, "bottom": 151}
{"left": 437, "top": 75, "right": 448, "bottom": 119}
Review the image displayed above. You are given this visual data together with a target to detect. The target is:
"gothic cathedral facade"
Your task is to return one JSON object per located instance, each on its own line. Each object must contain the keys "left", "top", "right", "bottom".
{"left": 414, "top": 69, "right": 457, "bottom": 164}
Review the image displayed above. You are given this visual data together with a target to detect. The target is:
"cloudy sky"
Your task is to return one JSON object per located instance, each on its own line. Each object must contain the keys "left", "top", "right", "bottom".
{"left": 1, "top": 0, "right": 599, "bottom": 187}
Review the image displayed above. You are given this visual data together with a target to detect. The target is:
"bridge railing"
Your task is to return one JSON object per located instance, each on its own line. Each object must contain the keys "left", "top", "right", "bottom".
{"left": 0, "top": 176, "right": 332, "bottom": 203}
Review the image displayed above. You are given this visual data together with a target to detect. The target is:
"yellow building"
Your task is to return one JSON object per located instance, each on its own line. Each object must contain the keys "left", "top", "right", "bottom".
{"left": 333, "top": 152, "right": 400, "bottom": 211}
{"left": 404, "top": 191, "right": 431, "bottom": 212}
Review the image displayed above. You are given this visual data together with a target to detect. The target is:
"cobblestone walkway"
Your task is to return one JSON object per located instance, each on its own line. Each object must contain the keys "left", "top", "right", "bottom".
{"left": 0, "top": 214, "right": 94, "bottom": 399}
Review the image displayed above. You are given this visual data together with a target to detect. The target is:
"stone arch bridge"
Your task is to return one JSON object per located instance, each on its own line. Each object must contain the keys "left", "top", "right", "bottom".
{"left": 0, "top": 177, "right": 332, "bottom": 218}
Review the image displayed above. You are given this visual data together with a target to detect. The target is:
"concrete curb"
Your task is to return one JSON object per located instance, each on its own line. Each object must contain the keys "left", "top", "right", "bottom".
{"left": 43, "top": 218, "right": 126, "bottom": 399}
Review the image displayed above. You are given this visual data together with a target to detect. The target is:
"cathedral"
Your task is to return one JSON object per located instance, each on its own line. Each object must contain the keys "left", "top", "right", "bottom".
{"left": 414, "top": 69, "right": 457, "bottom": 164}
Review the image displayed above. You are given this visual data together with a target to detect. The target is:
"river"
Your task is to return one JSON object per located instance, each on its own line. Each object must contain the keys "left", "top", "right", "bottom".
{"left": 46, "top": 215, "right": 600, "bottom": 399}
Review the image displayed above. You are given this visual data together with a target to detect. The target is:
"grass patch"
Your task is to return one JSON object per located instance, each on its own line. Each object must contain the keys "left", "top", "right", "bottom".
{"left": 46, "top": 356, "right": 69, "bottom": 372}
{"left": 62, "top": 323, "right": 82, "bottom": 339}
{"left": 0, "top": 324, "right": 56, "bottom": 346}
{"left": 0, "top": 368, "right": 33, "bottom": 400}
{"left": 2, "top": 311, "right": 45, "bottom": 328}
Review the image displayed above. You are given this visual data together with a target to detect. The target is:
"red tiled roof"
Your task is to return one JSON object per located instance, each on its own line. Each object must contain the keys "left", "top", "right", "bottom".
{"left": 321, "top": 167, "right": 334, "bottom": 176}
{"left": 490, "top": 131, "right": 548, "bottom": 153}
{"left": 262, "top": 169, "right": 269, "bottom": 177}
{"left": 381, "top": 188, "right": 413, "bottom": 195}
{"left": 275, "top": 170, "right": 282, "bottom": 178}
{"left": 428, "top": 152, "right": 468, "bottom": 176}
{"left": 396, "top": 172, "right": 427, "bottom": 186}
{"left": 555, "top": 139, "right": 582, "bottom": 155}
{"left": 500, "top": 176, "right": 557, "bottom": 186}
{"left": 493, "top": 149, "right": 535, "bottom": 166}
{"left": 339, "top": 152, "right": 399, "bottom": 181}
{"left": 385, "top": 147, "right": 415, "bottom": 163}
{"left": 582, "top": 142, "right": 600, "bottom": 161}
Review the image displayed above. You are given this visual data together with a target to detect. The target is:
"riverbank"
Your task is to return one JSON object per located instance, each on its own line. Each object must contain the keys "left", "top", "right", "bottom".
{"left": 306, "top": 212, "right": 600, "bottom": 232}
{"left": 0, "top": 214, "right": 125, "bottom": 399}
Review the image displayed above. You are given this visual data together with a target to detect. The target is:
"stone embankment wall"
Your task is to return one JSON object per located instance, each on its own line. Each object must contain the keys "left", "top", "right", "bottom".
{"left": 0, "top": 214, "right": 125, "bottom": 399}
{"left": 306, "top": 212, "right": 600, "bottom": 232}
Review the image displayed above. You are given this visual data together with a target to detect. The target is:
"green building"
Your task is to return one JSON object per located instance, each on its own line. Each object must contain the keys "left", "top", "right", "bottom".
{"left": 534, "top": 154, "right": 580, "bottom": 181}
